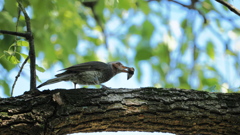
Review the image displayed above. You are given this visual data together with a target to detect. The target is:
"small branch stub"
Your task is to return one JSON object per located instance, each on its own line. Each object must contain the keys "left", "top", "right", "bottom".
{"left": 53, "top": 92, "right": 64, "bottom": 105}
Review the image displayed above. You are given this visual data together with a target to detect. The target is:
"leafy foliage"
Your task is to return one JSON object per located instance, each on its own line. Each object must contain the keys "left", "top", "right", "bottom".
{"left": 0, "top": 0, "right": 240, "bottom": 97}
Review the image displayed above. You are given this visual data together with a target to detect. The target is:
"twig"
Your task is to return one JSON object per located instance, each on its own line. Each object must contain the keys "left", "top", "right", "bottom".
{"left": 0, "top": 30, "right": 28, "bottom": 37}
{"left": 215, "top": 0, "right": 240, "bottom": 16}
{"left": 166, "top": 0, "right": 207, "bottom": 23}
{"left": 11, "top": 56, "right": 29, "bottom": 96}
{"left": 17, "top": 1, "right": 37, "bottom": 91}
{"left": 11, "top": 5, "right": 24, "bottom": 97}
{"left": 14, "top": 8, "right": 21, "bottom": 54}
{"left": 90, "top": 6, "right": 109, "bottom": 48}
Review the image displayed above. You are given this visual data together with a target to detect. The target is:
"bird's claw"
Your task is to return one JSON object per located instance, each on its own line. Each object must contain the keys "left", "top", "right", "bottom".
{"left": 101, "top": 85, "right": 110, "bottom": 89}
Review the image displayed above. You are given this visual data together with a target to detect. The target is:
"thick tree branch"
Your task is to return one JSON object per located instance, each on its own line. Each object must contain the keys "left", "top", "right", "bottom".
{"left": 17, "top": 1, "right": 37, "bottom": 91}
{"left": 1, "top": 2, "right": 37, "bottom": 92}
{"left": 1, "top": 88, "right": 240, "bottom": 135}
{"left": 215, "top": 0, "right": 240, "bottom": 16}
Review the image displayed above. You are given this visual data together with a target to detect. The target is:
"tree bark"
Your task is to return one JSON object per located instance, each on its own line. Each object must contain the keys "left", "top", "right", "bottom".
{"left": 1, "top": 88, "right": 240, "bottom": 135}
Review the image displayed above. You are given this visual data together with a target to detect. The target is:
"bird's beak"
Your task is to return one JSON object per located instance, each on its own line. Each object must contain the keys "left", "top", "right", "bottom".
{"left": 113, "top": 63, "right": 135, "bottom": 80}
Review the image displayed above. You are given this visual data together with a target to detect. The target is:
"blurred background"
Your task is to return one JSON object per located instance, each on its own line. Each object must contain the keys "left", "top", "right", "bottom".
{"left": 0, "top": 0, "right": 240, "bottom": 134}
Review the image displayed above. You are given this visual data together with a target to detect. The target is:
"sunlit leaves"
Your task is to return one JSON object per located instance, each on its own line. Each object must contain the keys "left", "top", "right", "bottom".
{"left": 1, "top": 40, "right": 30, "bottom": 65}
{"left": 3, "top": 50, "right": 19, "bottom": 64}
{"left": 31, "top": 0, "right": 83, "bottom": 65}
{"left": 16, "top": 40, "right": 29, "bottom": 47}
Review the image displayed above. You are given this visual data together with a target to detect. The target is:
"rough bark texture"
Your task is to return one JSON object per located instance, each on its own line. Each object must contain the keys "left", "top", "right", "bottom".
{"left": 1, "top": 88, "right": 240, "bottom": 135}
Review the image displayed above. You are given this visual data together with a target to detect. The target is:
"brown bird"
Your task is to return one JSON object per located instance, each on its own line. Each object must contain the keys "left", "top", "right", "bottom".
{"left": 37, "top": 61, "right": 134, "bottom": 88}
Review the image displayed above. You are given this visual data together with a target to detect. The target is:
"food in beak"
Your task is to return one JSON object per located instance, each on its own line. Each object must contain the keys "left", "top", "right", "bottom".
{"left": 127, "top": 67, "right": 134, "bottom": 80}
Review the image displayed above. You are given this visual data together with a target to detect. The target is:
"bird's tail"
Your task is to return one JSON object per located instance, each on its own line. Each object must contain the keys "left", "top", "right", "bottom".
{"left": 37, "top": 76, "right": 66, "bottom": 88}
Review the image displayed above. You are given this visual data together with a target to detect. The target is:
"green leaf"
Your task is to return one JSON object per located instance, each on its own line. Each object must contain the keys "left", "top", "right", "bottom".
{"left": 138, "top": 1, "right": 150, "bottom": 14}
{"left": 36, "top": 75, "right": 42, "bottom": 83}
{"left": 4, "top": 50, "right": 11, "bottom": 57}
{"left": 19, "top": 53, "right": 29, "bottom": 60}
{"left": 206, "top": 66, "right": 217, "bottom": 72}
{"left": 129, "top": 25, "right": 141, "bottom": 34}
{"left": 0, "top": 58, "right": 15, "bottom": 71}
{"left": 202, "top": 78, "right": 218, "bottom": 90}
{"left": 0, "top": 11, "right": 15, "bottom": 30}
{"left": 197, "top": 70, "right": 204, "bottom": 90}
{"left": 180, "top": 43, "right": 188, "bottom": 54}
{"left": 4, "top": 0, "right": 18, "bottom": 17}
{"left": 36, "top": 64, "right": 46, "bottom": 72}
{"left": 206, "top": 41, "right": 215, "bottom": 60}
{"left": 181, "top": 19, "right": 187, "bottom": 28}
{"left": 4, "top": 50, "right": 20, "bottom": 64}
{"left": 154, "top": 43, "right": 170, "bottom": 64}
{"left": 136, "top": 45, "right": 152, "bottom": 60}
{"left": 9, "top": 56, "right": 20, "bottom": 64}
{"left": 118, "top": 0, "right": 136, "bottom": 10}
{"left": 179, "top": 75, "right": 190, "bottom": 89}
{"left": 0, "top": 79, "right": 10, "bottom": 97}
{"left": 185, "top": 26, "right": 193, "bottom": 40}
{"left": 153, "top": 64, "right": 165, "bottom": 77}
{"left": 16, "top": 40, "right": 29, "bottom": 47}
{"left": 226, "top": 49, "right": 237, "bottom": 56}
{"left": 201, "top": 0, "right": 213, "bottom": 14}
{"left": 194, "top": 47, "right": 199, "bottom": 61}
{"left": 94, "top": 0, "right": 105, "bottom": 23}
{"left": 232, "top": 28, "right": 240, "bottom": 36}
{"left": 6, "top": 55, "right": 20, "bottom": 64}
{"left": 142, "top": 20, "right": 154, "bottom": 39}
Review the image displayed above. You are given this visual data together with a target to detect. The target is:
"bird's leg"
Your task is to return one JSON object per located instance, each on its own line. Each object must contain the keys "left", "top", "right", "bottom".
{"left": 93, "top": 77, "right": 100, "bottom": 85}
{"left": 74, "top": 83, "right": 76, "bottom": 89}
{"left": 93, "top": 77, "right": 109, "bottom": 89}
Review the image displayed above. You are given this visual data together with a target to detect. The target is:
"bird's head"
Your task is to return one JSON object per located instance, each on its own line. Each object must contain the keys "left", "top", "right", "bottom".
{"left": 109, "top": 61, "right": 135, "bottom": 80}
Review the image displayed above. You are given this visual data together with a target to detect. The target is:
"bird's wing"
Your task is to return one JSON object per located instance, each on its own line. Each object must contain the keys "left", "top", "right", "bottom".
{"left": 60, "top": 61, "right": 108, "bottom": 72}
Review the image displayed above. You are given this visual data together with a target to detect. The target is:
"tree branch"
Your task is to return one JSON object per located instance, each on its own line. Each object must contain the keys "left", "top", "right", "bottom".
{"left": 1, "top": 88, "right": 240, "bottom": 135}
{"left": 11, "top": 56, "right": 29, "bottom": 97}
{"left": 215, "top": 0, "right": 240, "bottom": 16}
{"left": 0, "top": 30, "right": 28, "bottom": 37}
{"left": 17, "top": 1, "right": 37, "bottom": 91}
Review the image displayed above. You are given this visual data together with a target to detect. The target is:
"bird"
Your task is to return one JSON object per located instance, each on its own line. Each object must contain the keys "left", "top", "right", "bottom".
{"left": 37, "top": 61, "right": 134, "bottom": 89}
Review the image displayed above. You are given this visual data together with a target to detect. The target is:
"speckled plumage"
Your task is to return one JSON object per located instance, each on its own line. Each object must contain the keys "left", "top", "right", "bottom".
{"left": 37, "top": 61, "right": 134, "bottom": 88}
